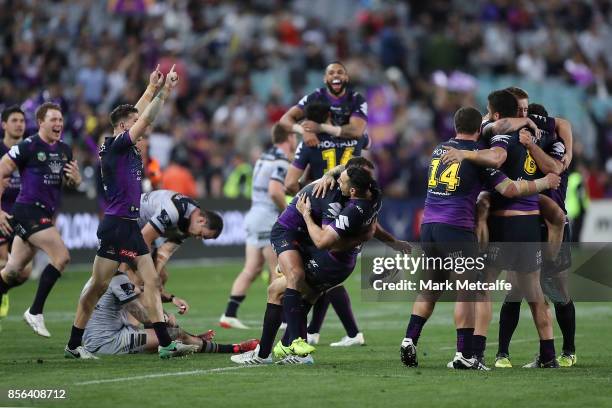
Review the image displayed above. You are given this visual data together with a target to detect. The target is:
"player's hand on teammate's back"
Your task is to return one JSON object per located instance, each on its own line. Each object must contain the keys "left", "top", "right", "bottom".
{"left": 302, "top": 130, "right": 319, "bottom": 147}
{"left": 172, "top": 296, "right": 190, "bottom": 315}
{"left": 312, "top": 174, "right": 336, "bottom": 198}
{"left": 149, "top": 64, "right": 164, "bottom": 88}
{"left": 441, "top": 147, "right": 465, "bottom": 165}
{"left": 518, "top": 128, "right": 535, "bottom": 147}
{"left": 0, "top": 210, "right": 12, "bottom": 235}
{"left": 63, "top": 160, "right": 82, "bottom": 187}
{"left": 296, "top": 194, "right": 311, "bottom": 216}
{"left": 545, "top": 173, "right": 561, "bottom": 190}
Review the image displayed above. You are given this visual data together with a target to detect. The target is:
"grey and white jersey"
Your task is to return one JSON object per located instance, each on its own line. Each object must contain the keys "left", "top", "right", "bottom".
{"left": 250, "top": 147, "right": 289, "bottom": 213}
{"left": 83, "top": 273, "right": 138, "bottom": 339}
{"left": 138, "top": 189, "right": 200, "bottom": 243}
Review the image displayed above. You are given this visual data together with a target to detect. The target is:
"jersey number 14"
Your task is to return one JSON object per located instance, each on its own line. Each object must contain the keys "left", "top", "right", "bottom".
{"left": 428, "top": 159, "right": 461, "bottom": 191}
{"left": 322, "top": 147, "right": 355, "bottom": 172}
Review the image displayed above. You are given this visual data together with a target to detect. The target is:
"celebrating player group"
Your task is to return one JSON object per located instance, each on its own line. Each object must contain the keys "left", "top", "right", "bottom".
{"left": 0, "top": 61, "right": 576, "bottom": 370}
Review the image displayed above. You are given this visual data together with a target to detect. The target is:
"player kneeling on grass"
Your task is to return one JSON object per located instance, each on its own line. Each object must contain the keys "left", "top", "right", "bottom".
{"left": 82, "top": 269, "right": 258, "bottom": 356}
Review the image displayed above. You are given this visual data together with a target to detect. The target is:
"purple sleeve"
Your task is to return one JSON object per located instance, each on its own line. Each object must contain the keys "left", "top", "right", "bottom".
{"left": 110, "top": 131, "right": 134, "bottom": 152}
{"left": 546, "top": 140, "right": 566, "bottom": 161}
{"left": 329, "top": 204, "right": 364, "bottom": 237}
{"left": 489, "top": 134, "right": 510, "bottom": 150}
{"left": 292, "top": 142, "right": 308, "bottom": 170}
{"left": 482, "top": 168, "right": 508, "bottom": 189}
{"left": 351, "top": 92, "right": 368, "bottom": 120}
{"left": 7, "top": 139, "right": 31, "bottom": 168}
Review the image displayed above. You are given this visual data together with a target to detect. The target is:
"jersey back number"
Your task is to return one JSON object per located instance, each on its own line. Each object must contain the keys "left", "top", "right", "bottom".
{"left": 427, "top": 158, "right": 461, "bottom": 192}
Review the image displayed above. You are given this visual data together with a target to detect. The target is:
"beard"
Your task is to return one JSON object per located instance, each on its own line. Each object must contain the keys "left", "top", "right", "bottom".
{"left": 326, "top": 80, "right": 348, "bottom": 96}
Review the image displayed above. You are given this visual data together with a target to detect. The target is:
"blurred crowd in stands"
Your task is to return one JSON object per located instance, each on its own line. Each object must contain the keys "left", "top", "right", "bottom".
{"left": 1, "top": 0, "right": 611, "bottom": 202}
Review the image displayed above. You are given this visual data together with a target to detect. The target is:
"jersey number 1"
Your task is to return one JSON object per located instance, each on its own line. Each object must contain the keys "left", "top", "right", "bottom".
{"left": 428, "top": 159, "right": 461, "bottom": 191}
{"left": 322, "top": 147, "right": 355, "bottom": 172}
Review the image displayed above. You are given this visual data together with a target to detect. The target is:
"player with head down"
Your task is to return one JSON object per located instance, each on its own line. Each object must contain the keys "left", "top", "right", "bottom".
{"left": 65, "top": 65, "right": 193, "bottom": 359}
{"left": 81, "top": 268, "right": 258, "bottom": 356}
{"left": 0, "top": 102, "right": 81, "bottom": 338}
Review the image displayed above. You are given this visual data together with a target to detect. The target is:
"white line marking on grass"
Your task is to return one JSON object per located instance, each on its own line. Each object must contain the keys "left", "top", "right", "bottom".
{"left": 75, "top": 365, "right": 260, "bottom": 385}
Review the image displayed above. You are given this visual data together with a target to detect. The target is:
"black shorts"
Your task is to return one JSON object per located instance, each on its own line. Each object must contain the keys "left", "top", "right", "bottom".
{"left": 97, "top": 216, "right": 149, "bottom": 263}
{"left": 541, "top": 217, "right": 572, "bottom": 275}
{"left": 270, "top": 222, "right": 309, "bottom": 256}
{"left": 302, "top": 245, "right": 354, "bottom": 293}
{"left": 420, "top": 223, "right": 479, "bottom": 260}
{"left": 11, "top": 203, "right": 54, "bottom": 241}
{"left": 487, "top": 215, "right": 542, "bottom": 273}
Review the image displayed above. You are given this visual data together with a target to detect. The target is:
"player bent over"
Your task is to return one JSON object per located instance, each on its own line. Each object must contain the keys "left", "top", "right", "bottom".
{"left": 65, "top": 65, "right": 190, "bottom": 359}
{"left": 0, "top": 103, "right": 81, "bottom": 337}
{"left": 82, "top": 270, "right": 258, "bottom": 356}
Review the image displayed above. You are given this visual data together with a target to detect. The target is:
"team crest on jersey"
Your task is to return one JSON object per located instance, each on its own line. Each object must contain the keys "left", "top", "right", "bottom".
{"left": 48, "top": 161, "right": 63, "bottom": 174}
{"left": 37, "top": 152, "right": 46, "bottom": 162}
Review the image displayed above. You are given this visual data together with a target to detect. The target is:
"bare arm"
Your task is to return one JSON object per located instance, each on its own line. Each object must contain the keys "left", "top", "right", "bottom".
{"left": 134, "top": 65, "right": 164, "bottom": 114}
{"left": 129, "top": 65, "right": 178, "bottom": 144}
{"left": 441, "top": 147, "right": 507, "bottom": 169}
{"left": 124, "top": 298, "right": 151, "bottom": 325}
{"left": 284, "top": 166, "right": 305, "bottom": 196}
{"left": 269, "top": 179, "right": 288, "bottom": 211}
{"left": 141, "top": 223, "right": 162, "bottom": 252}
{"left": 297, "top": 195, "right": 339, "bottom": 249}
{"left": 0, "top": 156, "right": 17, "bottom": 234}
{"left": 303, "top": 116, "right": 367, "bottom": 140}
{"left": 519, "top": 129, "right": 563, "bottom": 175}
{"left": 279, "top": 106, "right": 305, "bottom": 134}
{"left": 374, "top": 222, "right": 412, "bottom": 253}
{"left": 482, "top": 117, "right": 540, "bottom": 140}
{"left": 494, "top": 173, "right": 560, "bottom": 198}
{"left": 555, "top": 117, "right": 573, "bottom": 168}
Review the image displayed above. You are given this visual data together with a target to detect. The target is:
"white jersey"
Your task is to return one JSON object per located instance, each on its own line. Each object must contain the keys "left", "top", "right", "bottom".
{"left": 138, "top": 189, "right": 199, "bottom": 244}
{"left": 250, "top": 147, "right": 289, "bottom": 213}
{"left": 83, "top": 273, "right": 138, "bottom": 351}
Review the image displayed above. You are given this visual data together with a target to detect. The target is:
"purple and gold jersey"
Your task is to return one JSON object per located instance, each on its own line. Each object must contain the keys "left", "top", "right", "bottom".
{"left": 536, "top": 131, "right": 568, "bottom": 213}
{"left": 100, "top": 131, "right": 143, "bottom": 219}
{"left": 277, "top": 183, "right": 345, "bottom": 233}
{"left": 292, "top": 133, "right": 369, "bottom": 179}
{"left": 422, "top": 139, "right": 507, "bottom": 230}
{"left": 7, "top": 135, "right": 72, "bottom": 214}
{"left": 296, "top": 87, "right": 368, "bottom": 126}
{"left": 0, "top": 141, "right": 21, "bottom": 213}
{"left": 485, "top": 115, "right": 557, "bottom": 212}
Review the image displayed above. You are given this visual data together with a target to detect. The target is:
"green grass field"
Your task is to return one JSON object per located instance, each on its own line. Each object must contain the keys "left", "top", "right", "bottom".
{"left": 1, "top": 263, "right": 611, "bottom": 408}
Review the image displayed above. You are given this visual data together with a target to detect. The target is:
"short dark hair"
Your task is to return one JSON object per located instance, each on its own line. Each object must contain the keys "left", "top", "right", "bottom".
{"left": 326, "top": 61, "right": 348, "bottom": 72}
{"left": 346, "top": 156, "right": 375, "bottom": 170}
{"left": 35, "top": 102, "right": 62, "bottom": 123}
{"left": 304, "top": 100, "right": 330, "bottom": 124}
{"left": 505, "top": 86, "right": 529, "bottom": 100}
{"left": 454, "top": 107, "right": 482, "bottom": 134}
{"left": 487, "top": 90, "right": 519, "bottom": 119}
{"left": 110, "top": 104, "right": 138, "bottom": 128}
{"left": 528, "top": 103, "right": 548, "bottom": 117}
{"left": 271, "top": 123, "right": 289, "bottom": 144}
{"left": 203, "top": 210, "right": 223, "bottom": 238}
{"left": 1, "top": 105, "right": 25, "bottom": 122}
{"left": 346, "top": 166, "right": 374, "bottom": 196}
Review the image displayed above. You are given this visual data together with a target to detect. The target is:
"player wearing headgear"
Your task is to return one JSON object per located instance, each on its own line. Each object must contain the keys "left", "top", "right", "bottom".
{"left": 0, "top": 102, "right": 81, "bottom": 338}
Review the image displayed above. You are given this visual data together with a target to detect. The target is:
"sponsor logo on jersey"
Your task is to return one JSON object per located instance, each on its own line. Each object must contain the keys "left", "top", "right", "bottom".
{"left": 335, "top": 214, "right": 350, "bottom": 230}
{"left": 37, "top": 152, "right": 46, "bottom": 161}
{"left": 119, "top": 249, "right": 138, "bottom": 260}
{"left": 328, "top": 202, "right": 342, "bottom": 217}
{"left": 48, "top": 160, "right": 63, "bottom": 174}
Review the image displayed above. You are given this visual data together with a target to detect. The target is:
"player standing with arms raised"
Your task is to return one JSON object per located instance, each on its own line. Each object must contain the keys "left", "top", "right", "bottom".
{"left": 65, "top": 65, "right": 193, "bottom": 359}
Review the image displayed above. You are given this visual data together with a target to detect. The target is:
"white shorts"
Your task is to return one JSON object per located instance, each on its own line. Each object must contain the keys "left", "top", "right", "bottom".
{"left": 244, "top": 206, "right": 277, "bottom": 248}
{"left": 84, "top": 325, "right": 148, "bottom": 355}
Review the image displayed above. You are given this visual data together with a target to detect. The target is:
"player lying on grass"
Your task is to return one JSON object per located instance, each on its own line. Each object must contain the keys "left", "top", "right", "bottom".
{"left": 82, "top": 269, "right": 258, "bottom": 356}
{"left": 231, "top": 166, "right": 389, "bottom": 365}
{"left": 124, "top": 189, "right": 223, "bottom": 314}
{"left": 399, "top": 107, "right": 560, "bottom": 370}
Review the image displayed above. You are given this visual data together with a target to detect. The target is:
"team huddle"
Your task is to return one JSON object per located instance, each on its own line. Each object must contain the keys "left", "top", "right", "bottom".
{"left": 0, "top": 61, "right": 576, "bottom": 369}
